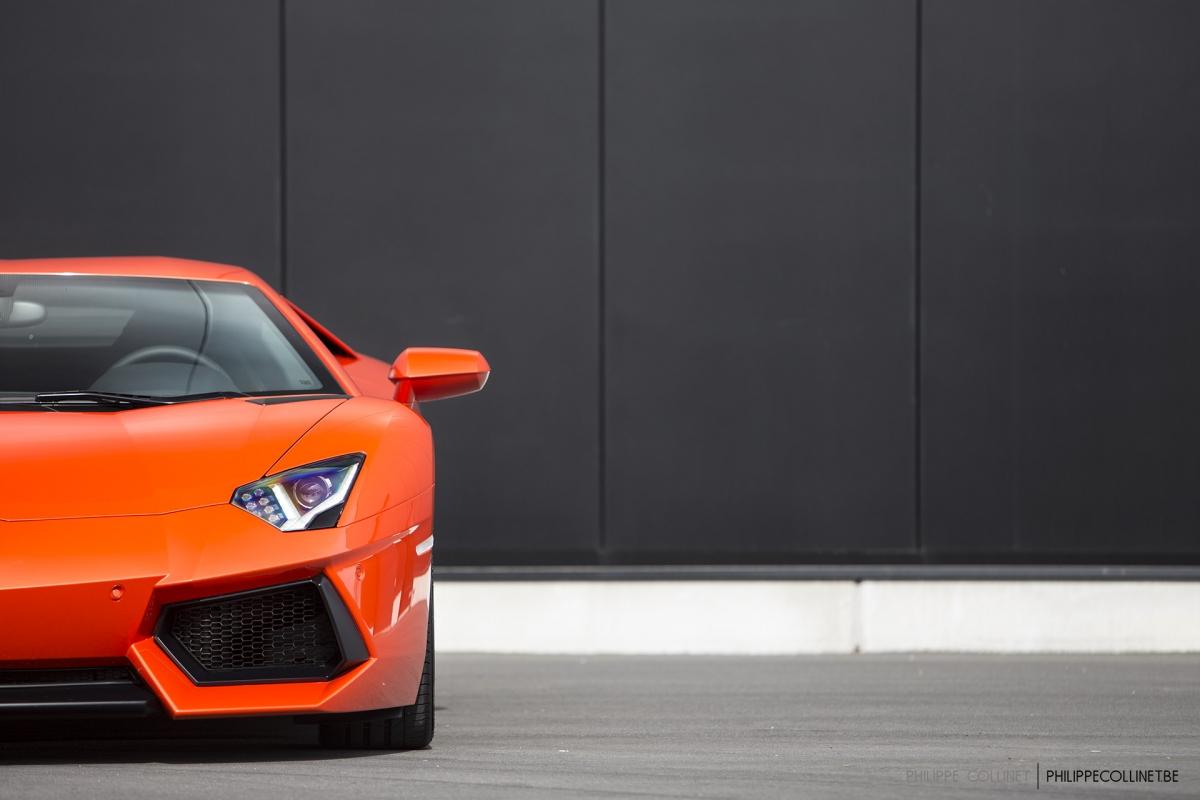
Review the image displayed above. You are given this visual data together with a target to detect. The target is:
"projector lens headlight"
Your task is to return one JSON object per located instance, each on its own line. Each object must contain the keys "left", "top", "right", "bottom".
{"left": 232, "top": 454, "right": 363, "bottom": 531}
{"left": 293, "top": 475, "right": 333, "bottom": 509}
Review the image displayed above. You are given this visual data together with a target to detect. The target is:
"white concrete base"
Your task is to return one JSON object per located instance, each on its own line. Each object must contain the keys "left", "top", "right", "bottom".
{"left": 435, "top": 580, "right": 1200, "bottom": 654}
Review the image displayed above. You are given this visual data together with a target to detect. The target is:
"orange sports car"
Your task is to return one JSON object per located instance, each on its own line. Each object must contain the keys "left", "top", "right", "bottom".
{"left": 0, "top": 257, "right": 488, "bottom": 749}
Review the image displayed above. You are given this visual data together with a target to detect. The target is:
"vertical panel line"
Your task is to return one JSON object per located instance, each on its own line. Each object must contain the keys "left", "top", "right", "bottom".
{"left": 279, "top": 0, "right": 289, "bottom": 294}
{"left": 914, "top": 0, "right": 924, "bottom": 555}
{"left": 597, "top": 0, "right": 608, "bottom": 557}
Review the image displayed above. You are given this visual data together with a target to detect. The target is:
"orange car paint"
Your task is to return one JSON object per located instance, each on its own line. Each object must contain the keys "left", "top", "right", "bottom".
{"left": 0, "top": 256, "right": 481, "bottom": 719}
{"left": 390, "top": 347, "right": 491, "bottom": 405}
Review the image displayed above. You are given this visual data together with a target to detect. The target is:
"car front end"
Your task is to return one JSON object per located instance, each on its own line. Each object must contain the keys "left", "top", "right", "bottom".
{"left": 0, "top": 258, "right": 487, "bottom": 748}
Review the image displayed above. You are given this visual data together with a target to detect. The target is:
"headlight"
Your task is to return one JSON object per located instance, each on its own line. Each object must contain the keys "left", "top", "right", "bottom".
{"left": 231, "top": 454, "right": 363, "bottom": 531}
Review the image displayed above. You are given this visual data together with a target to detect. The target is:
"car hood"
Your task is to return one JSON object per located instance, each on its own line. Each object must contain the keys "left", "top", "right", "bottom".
{"left": 0, "top": 397, "right": 345, "bottom": 521}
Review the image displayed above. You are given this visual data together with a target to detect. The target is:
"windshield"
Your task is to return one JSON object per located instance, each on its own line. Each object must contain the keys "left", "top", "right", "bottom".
{"left": 0, "top": 275, "right": 341, "bottom": 401}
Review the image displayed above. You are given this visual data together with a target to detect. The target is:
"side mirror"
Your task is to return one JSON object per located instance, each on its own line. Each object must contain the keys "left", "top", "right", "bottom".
{"left": 388, "top": 347, "right": 490, "bottom": 405}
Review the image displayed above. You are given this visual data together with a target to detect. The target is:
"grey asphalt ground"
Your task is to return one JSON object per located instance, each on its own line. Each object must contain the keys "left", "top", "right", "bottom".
{"left": 0, "top": 655, "right": 1196, "bottom": 799}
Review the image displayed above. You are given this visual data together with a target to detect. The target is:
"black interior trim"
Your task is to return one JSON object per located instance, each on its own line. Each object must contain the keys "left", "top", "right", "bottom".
{"left": 245, "top": 393, "right": 348, "bottom": 405}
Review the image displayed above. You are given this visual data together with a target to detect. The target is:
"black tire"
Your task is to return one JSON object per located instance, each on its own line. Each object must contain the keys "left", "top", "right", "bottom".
{"left": 318, "top": 592, "right": 434, "bottom": 750}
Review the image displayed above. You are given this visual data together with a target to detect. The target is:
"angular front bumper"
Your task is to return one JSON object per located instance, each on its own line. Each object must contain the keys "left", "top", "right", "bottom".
{"left": 0, "top": 488, "right": 433, "bottom": 718}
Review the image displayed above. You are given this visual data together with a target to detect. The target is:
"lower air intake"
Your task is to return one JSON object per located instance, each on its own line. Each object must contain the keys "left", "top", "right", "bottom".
{"left": 0, "top": 666, "right": 135, "bottom": 687}
{"left": 155, "top": 577, "right": 368, "bottom": 685}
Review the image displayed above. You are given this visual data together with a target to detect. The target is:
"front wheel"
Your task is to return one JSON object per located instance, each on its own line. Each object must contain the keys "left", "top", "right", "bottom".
{"left": 318, "top": 592, "right": 434, "bottom": 750}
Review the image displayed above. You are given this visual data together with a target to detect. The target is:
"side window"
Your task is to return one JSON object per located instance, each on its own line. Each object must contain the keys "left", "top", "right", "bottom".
{"left": 289, "top": 303, "right": 357, "bottom": 362}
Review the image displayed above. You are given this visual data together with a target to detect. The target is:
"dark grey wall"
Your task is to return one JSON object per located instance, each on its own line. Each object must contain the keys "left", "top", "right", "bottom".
{"left": 2, "top": 1, "right": 1198, "bottom": 565}
{"left": 0, "top": 1, "right": 283, "bottom": 285}
{"left": 921, "top": 0, "right": 1200, "bottom": 562}
{"left": 604, "top": 0, "right": 916, "bottom": 562}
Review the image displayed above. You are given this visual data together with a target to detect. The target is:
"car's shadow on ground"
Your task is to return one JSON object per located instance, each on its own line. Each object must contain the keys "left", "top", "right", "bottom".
{"left": 0, "top": 712, "right": 444, "bottom": 764}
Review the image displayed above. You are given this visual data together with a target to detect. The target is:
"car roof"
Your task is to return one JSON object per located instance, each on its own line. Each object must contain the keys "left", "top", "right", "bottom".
{"left": 0, "top": 256, "right": 264, "bottom": 285}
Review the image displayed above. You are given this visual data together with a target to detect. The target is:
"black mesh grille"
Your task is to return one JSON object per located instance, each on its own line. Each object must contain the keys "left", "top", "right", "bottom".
{"left": 166, "top": 583, "right": 341, "bottom": 674}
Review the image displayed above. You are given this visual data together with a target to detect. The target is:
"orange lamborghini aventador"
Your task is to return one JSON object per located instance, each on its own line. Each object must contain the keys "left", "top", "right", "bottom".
{"left": 0, "top": 257, "right": 489, "bottom": 749}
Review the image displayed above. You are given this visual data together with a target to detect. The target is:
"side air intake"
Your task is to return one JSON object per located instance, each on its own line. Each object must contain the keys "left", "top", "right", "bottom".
{"left": 155, "top": 576, "right": 368, "bottom": 685}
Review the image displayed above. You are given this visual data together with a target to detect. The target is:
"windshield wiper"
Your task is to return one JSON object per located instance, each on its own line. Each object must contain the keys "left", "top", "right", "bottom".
{"left": 163, "top": 390, "right": 250, "bottom": 401}
{"left": 33, "top": 390, "right": 174, "bottom": 408}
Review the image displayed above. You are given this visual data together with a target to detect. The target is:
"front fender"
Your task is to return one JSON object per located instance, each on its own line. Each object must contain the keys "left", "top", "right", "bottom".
{"left": 269, "top": 397, "right": 434, "bottom": 525}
